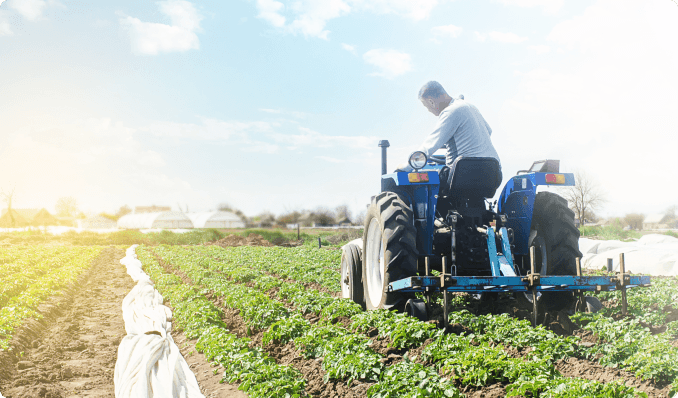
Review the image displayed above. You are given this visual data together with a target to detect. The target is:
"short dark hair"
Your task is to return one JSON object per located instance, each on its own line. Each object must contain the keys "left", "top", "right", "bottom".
{"left": 418, "top": 81, "right": 448, "bottom": 100}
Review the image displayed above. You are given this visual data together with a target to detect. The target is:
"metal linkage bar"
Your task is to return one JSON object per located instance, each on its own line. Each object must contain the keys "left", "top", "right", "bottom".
{"left": 387, "top": 274, "right": 651, "bottom": 293}
{"left": 529, "top": 246, "right": 539, "bottom": 327}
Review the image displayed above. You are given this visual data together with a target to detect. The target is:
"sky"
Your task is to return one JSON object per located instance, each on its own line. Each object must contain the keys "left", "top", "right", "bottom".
{"left": 0, "top": 0, "right": 677, "bottom": 219}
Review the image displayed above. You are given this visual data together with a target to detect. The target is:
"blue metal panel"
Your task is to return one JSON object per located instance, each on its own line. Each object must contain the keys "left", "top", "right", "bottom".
{"left": 486, "top": 228, "right": 501, "bottom": 276}
{"left": 499, "top": 227, "right": 514, "bottom": 268}
{"left": 381, "top": 171, "right": 441, "bottom": 186}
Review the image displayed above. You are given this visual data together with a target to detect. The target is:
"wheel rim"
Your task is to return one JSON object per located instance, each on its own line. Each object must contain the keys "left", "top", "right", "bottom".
{"left": 365, "top": 218, "right": 385, "bottom": 308}
{"left": 530, "top": 235, "right": 549, "bottom": 275}
{"left": 340, "top": 251, "right": 350, "bottom": 298}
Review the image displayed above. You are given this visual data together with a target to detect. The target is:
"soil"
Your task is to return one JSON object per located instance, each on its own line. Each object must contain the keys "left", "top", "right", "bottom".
{"left": 555, "top": 357, "right": 672, "bottom": 397}
{"left": 0, "top": 247, "right": 246, "bottom": 398}
{"left": 208, "top": 233, "right": 273, "bottom": 247}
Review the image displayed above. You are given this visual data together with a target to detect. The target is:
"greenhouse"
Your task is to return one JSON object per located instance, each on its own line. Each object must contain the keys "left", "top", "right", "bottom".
{"left": 117, "top": 211, "right": 194, "bottom": 229}
{"left": 186, "top": 211, "right": 245, "bottom": 228}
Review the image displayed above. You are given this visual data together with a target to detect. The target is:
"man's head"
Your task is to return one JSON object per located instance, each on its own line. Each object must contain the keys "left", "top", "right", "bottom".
{"left": 418, "top": 81, "right": 452, "bottom": 116}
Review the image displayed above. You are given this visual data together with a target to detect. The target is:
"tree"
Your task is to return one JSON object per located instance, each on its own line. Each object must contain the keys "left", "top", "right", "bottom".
{"left": 55, "top": 197, "right": 78, "bottom": 217}
{"left": 1, "top": 187, "right": 16, "bottom": 211}
{"left": 1, "top": 187, "right": 19, "bottom": 227}
{"left": 560, "top": 170, "right": 607, "bottom": 226}
{"left": 277, "top": 211, "right": 301, "bottom": 227}
{"left": 624, "top": 213, "right": 645, "bottom": 230}
{"left": 334, "top": 205, "right": 352, "bottom": 224}
{"left": 313, "top": 207, "right": 335, "bottom": 226}
{"left": 354, "top": 209, "right": 366, "bottom": 226}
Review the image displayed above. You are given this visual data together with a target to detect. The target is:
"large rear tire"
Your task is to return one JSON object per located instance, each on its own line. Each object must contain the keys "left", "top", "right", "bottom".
{"left": 528, "top": 191, "right": 582, "bottom": 310}
{"left": 362, "top": 192, "right": 418, "bottom": 310}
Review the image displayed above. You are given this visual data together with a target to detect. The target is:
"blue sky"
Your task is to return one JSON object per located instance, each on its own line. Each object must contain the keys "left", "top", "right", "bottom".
{"left": 1, "top": 0, "right": 677, "bottom": 219}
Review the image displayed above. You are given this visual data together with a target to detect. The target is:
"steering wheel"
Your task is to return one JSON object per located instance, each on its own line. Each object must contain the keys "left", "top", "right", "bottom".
{"left": 429, "top": 155, "right": 446, "bottom": 165}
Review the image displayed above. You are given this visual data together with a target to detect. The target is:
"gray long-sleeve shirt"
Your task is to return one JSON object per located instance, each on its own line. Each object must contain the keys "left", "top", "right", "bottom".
{"left": 417, "top": 98, "right": 500, "bottom": 167}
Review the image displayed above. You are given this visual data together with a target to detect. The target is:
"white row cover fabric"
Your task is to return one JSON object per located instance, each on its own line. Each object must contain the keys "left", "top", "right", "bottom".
{"left": 118, "top": 212, "right": 194, "bottom": 230}
{"left": 186, "top": 211, "right": 245, "bottom": 229}
{"left": 115, "top": 245, "right": 204, "bottom": 398}
{"left": 579, "top": 234, "right": 678, "bottom": 276}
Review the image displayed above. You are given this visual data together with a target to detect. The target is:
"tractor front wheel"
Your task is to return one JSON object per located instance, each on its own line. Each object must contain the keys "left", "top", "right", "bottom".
{"left": 362, "top": 192, "right": 418, "bottom": 310}
{"left": 340, "top": 242, "right": 364, "bottom": 308}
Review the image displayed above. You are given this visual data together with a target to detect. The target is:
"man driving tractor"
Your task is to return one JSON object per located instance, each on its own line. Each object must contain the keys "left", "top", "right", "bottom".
{"left": 397, "top": 81, "right": 501, "bottom": 181}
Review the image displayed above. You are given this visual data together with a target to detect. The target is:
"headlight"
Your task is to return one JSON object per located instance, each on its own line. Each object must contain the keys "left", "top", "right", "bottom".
{"left": 408, "top": 151, "right": 427, "bottom": 170}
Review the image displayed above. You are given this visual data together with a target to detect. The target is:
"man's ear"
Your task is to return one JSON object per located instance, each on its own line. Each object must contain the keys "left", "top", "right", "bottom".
{"left": 427, "top": 98, "right": 435, "bottom": 107}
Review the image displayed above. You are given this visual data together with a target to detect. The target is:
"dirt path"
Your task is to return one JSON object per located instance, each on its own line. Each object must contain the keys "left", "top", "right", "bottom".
{"left": 0, "top": 246, "right": 246, "bottom": 398}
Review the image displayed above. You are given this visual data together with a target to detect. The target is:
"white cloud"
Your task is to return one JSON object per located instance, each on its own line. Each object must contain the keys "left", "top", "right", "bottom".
{"left": 315, "top": 155, "right": 347, "bottom": 163}
{"left": 363, "top": 48, "right": 412, "bottom": 79}
{"left": 477, "top": 30, "right": 528, "bottom": 43}
{"left": 0, "top": 11, "right": 12, "bottom": 36}
{"left": 352, "top": 0, "right": 443, "bottom": 21}
{"left": 495, "top": 0, "right": 563, "bottom": 14}
{"left": 6, "top": 0, "right": 48, "bottom": 21}
{"left": 341, "top": 43, "right": 357, "bottom": 54}
{"left": 259, "top": 108, "right": 308, "bottom": 118}
{"left": 431, "top": 24, "right": 463, "bottom": 39}
{"left": 260, "top": 108, "right": 283, "bottom": 114}
{"left": 498, "top": 0, "right": 678, "bottom": 216}
{"left": 254, "top": 0, "right": 446, "bottom": 39}
{"left": 118, "top": 0, "right": 203, "bottom": 55}
{"left": 270, "top": 126, "right": 378, "bottom": 149}
{"left": 528, "top": 44, "right": 550, "bottom": 54}
{"left": 256, "top": 0, "right": 286, "bottom": 27}
{"left": 287, "top": 0, "right": 351, "bottom": 39}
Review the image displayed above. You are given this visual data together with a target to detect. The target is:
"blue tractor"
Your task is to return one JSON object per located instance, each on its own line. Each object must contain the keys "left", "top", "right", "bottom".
{"left": 340, "top": 140, "right": 650, "bottom": 326}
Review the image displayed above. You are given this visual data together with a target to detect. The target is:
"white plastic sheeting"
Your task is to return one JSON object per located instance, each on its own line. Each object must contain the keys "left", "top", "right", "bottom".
{"left": 118, "top": 212, "right": 194, "bottom": 230}
{"left": 186, "top": 211, "right": 245, "bottom": 229}
{"left": 579, "top": 234, "right": 678, "bottom": 276}
{"left": 115, "top": 245, "right": 204, "bottom": 398}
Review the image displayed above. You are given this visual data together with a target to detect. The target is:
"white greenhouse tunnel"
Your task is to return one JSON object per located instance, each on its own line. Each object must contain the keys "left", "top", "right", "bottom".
{"left": 118, "top": 212, "right": 194, "bottom": 229}
{"left": 117, "top": 211, "right": 244, "bottom": 230}
{"left": 579, "top": 234, "right": 678, "bottom": 276}
{"left": 186, "top": 211, "right": 245, "bottom": 228}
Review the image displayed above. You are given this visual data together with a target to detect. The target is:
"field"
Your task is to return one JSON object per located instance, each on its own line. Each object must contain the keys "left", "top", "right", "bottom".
{"left": 0, "top": 230, "right": 677, "bottom": 397}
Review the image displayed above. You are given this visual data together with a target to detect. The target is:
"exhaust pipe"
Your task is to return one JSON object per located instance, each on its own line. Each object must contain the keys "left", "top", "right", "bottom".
{"left": 378, "top": 140, "right": 390, "bottom": 175}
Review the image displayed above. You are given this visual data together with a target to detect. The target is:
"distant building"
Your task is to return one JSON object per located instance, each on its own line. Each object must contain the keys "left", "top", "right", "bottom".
{"left": 77, "top": 215, "right": 117, "bottom": 229}
{"left": 134, "top": 205, "right": 172, "bottom": 214}
{"left": 0, "top": 209, "right": 28, "bottom": 227}
{"left": 31, "top": 209, "right": 59, "bottom": 226}
{"left": 0, "top": 208, "right": 59, "bottom": 227}
{"left": 643, "top": 213, "right": 670, "bottom": 230}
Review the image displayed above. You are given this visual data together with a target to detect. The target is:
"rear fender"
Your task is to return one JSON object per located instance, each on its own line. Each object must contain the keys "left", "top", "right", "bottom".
{"left": 381, "top": 171, "right": 440, "bottom": 256}
{"left": 498, "top": 172, "right": 574, "bottom": 255}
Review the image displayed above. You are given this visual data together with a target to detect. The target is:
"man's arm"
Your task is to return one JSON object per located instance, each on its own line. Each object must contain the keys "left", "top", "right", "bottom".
{"left": 416, "top": 106, "right": 460, "bottom": 157}
{"left": 394, "top": 109, "right": 460, "bottom": 172}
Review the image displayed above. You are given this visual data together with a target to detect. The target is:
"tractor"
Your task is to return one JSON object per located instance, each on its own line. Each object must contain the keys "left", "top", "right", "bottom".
{"left": 340, "top": 140, "right": 650, "bottom": 326}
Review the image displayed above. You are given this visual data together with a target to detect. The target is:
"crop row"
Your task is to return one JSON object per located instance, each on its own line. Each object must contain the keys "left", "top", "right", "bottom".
{"left": 148, "top": 245, "right": 647, "bottom": 397}
{"left": 0, "top": 246, "right": 103, "bottom": 350}
{"left": 134, "top": 247, "right": 307, "bottom": 397}
{"left": 193, "top": 245, "right": 341, "bottom": 292}
{"left": 589, "top": 275, "right": 678, "bottom": 326}
{"left": 151, "top": 245, "right": 465, "bottom": 397}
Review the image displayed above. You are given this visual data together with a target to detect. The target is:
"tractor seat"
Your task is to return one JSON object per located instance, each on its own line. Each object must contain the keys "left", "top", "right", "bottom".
{"left": 441, "top": 157, "right": 502, "bottom": 204}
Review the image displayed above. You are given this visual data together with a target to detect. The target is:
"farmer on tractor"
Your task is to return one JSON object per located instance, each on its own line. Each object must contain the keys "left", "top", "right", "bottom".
{"left": 396, "top": 81, "right": 502, "bottom": 187}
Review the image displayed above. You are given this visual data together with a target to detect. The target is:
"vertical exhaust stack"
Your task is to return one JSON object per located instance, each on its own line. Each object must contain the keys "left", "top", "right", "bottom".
{"left": 378, "top": 140, "right": 390, "bottom": 175}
